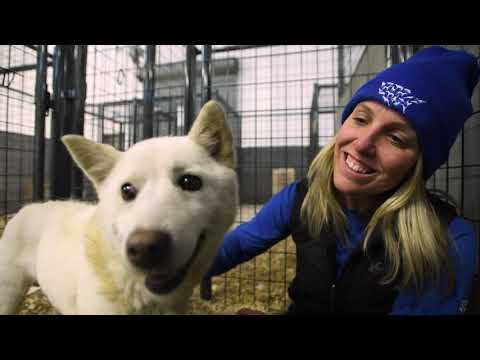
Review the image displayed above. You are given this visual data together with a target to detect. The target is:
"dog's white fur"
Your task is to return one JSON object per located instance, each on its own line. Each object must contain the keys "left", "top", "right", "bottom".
{"left": 0, "top": 100, "right": 238, "bottom": 315}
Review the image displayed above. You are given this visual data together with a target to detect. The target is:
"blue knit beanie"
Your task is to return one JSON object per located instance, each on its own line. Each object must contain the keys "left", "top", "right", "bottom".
{"left": 341, "top": 46, "right": 480, "bottom": 180}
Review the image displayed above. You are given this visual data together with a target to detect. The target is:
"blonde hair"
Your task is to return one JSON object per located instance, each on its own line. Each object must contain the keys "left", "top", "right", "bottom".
{"left": 300, "top": 138, "right": 455, "bottom": 294}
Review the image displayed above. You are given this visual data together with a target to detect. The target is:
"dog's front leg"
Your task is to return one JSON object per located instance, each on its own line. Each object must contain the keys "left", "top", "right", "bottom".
{"left": 0, "top": 266, "right": 33, "bottom": 314}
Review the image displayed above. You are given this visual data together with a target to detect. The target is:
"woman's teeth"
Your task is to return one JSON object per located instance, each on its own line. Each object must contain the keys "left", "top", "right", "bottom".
{"left": 346, "top": 154, "right": 373, "bottom": 174}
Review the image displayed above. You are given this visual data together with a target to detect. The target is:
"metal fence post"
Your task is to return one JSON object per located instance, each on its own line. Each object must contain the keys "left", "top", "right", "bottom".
{"left": 50, "top": 45, "right": 72, "bottom": 200}
{"left": 202, "top": 45, "right": 212, "bottom": 104}
{"left": 390, "top": 45, "right": 400, "bottom": 65}
{"left": 132, "top": 100, "right": 138, "bottom": 145}
{"left": 33, "top": 45, "right": 49, "bottom": 202}
{"left": 50, "top": 45, "right": 87, "bottom": 200}
{"left": 143, "top": 45, "right": 156, "bottom": 140}
{"left": 337, "top": 45, "right": 345, "bottom": 101}
{"left": 200, "top": 44, "right": 213, "bottom": 301}
{"left": 71, "top": 45, "right": 88, "bottom": 199}
{"left": 98, "top": 104, "right": 105, "bottom": 144}
{"left": 184, "top": 45, "right": 200, "bottom": 134}
{"left": 309, "top": 84, "right": 320, "bottom": 165}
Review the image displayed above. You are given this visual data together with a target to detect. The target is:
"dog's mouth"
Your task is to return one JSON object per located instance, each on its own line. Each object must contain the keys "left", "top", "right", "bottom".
{"left": 144, "top": 230, "right": 207, "bottom": 295}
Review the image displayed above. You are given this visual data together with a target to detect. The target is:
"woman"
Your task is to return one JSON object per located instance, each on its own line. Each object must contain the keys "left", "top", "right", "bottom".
{"left": 207, "top": 46, "right": 480, "bottom": 315}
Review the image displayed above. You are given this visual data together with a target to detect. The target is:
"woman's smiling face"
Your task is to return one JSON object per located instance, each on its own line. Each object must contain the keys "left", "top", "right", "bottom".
{"left": 333, "top": 100, "right": 420, "bottom": 211}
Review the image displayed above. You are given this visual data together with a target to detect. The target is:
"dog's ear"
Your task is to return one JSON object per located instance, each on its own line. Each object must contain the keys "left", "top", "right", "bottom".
{"left": 62, "top": 135, "right": 122, "bottom": 187}
{"left": 188, "top": 100, "right": 235, "bottom": 169}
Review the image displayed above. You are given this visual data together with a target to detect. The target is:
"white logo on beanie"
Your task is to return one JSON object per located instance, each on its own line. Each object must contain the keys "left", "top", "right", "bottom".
{"left": 378, "top": 82, "right": 427, "bottom": 114}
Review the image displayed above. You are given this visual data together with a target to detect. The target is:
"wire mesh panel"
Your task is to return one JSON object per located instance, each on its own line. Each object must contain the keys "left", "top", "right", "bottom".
{"left": 199, "top": 45, "right": 353, "bottom": 313}
{"left": 196, "top": 44, "right": 480, "bottom": 315}
{"left": 84, "top": 45, "right": 186, "bottom": 147}
{"left": 82, "top": 45, "right": 187, "bottom": 200}
{"left": 424, "top": 45, "right": 480, "bottom": 275}
{"left": 0, "top": 45, "right": 53, "bottom": 231}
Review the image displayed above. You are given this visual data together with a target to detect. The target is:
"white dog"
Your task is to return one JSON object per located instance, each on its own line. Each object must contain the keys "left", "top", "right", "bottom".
{"left": 0, "top": 100, "right": 238, "bottom": 315}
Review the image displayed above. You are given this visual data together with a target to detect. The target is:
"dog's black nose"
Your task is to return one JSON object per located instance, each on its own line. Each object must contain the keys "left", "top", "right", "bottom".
{"left": 126, "top": 230, "right": 172, "bottom": 270}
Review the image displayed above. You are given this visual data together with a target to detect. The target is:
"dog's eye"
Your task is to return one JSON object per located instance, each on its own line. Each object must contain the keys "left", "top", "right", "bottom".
{"left": 121, "top": 183, "right": 137, "bottom": 201}
{"left": 177, "top": 174, "right": 202, "bottom": 192}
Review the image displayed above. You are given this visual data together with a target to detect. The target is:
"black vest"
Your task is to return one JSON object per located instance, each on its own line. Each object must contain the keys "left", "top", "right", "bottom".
{"left": 286, "top": 179, "right": 457, "bottom": 315}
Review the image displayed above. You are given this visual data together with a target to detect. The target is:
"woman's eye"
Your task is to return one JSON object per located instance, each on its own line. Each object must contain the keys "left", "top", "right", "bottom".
{"left": 177, "top": 174, "right": 202, "bottom": 192}
{"left": 389, "top": 134, "right": 405, "bottom": 147}
{"left": 121, "top": 183, "right": 138, "bottom": 201}
{"left": 353, "top": 117, "right": 367, "bottom": 125}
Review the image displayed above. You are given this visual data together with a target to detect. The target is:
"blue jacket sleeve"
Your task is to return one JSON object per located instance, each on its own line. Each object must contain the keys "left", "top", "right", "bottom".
{"left": 391, "top": 216, "right": 477, "bottom": 315}
{"left": 207, "top": 180, "right": 300, "bottom": 277}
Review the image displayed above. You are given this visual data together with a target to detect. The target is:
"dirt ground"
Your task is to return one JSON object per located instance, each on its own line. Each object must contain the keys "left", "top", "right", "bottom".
{"left": 3, "top": 205, "right": 297, "bottom": 315}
